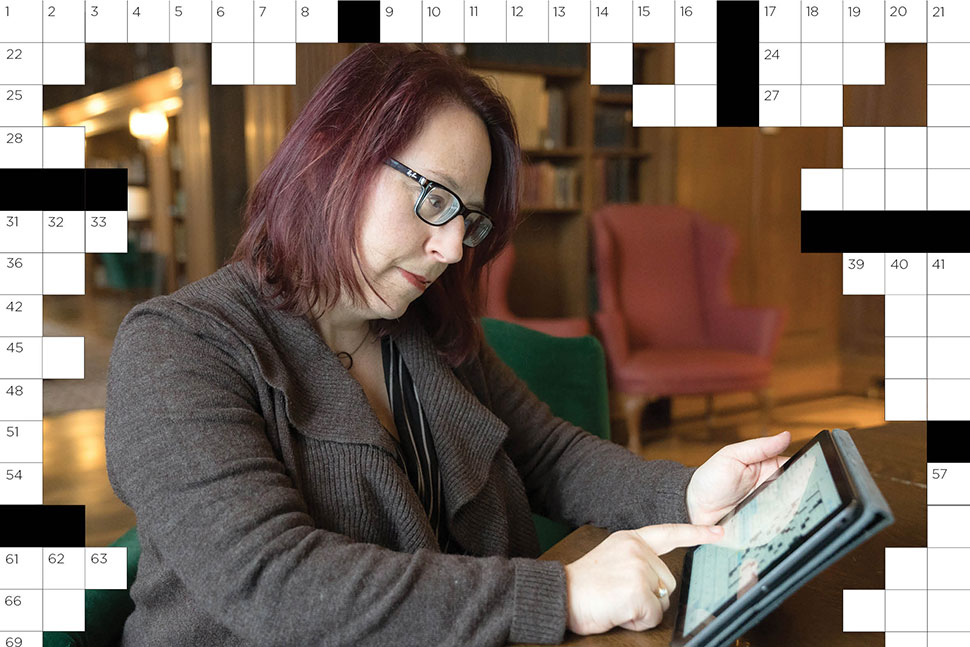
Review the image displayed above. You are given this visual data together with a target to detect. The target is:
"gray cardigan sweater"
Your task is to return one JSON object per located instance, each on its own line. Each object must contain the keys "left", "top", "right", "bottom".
{"left": 104, "top": 262, "right": 697, "bottom": 646}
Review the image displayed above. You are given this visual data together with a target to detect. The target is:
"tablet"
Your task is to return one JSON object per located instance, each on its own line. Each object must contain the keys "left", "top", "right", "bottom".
{"left": 671, "top": 429, "right": 894, "bottom": 647}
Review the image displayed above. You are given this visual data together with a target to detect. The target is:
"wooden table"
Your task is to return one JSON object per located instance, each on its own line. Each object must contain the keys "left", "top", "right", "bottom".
{"left": 528, "top": 423, "right": 926, "bottom": 646}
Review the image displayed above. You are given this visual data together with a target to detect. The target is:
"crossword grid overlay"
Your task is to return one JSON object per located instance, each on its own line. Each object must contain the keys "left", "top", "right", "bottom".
{"left": 0, "top": 0, "right": 963, "bottom": 643}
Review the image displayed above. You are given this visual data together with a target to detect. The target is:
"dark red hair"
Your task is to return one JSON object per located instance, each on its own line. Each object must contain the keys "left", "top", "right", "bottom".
{"left": 229, "top": 44, "right": 520, "bottom": 366}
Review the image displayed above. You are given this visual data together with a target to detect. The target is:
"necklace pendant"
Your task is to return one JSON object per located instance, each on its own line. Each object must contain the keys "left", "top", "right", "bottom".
{"left": 336, "top": 351, "right": 353, "bottom": 369}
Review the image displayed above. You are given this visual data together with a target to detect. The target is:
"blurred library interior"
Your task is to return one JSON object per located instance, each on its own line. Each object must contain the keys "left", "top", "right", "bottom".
{"left": 38, "top": 42, "right": 925, "bottom": 545}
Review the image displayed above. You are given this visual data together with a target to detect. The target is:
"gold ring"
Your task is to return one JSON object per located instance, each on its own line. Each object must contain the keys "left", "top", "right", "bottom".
{"left": 657, "top": 585, "right": 669, "bottom": 599}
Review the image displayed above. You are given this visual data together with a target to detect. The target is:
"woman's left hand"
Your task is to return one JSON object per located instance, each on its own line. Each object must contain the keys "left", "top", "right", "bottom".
{"left": 685, "top": 431, "right": 792, "bottom": 526}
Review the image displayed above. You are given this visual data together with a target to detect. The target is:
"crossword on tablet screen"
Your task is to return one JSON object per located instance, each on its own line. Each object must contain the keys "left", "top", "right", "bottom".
{"left": 0, "top": 1, "right": 965, "bottom": 644}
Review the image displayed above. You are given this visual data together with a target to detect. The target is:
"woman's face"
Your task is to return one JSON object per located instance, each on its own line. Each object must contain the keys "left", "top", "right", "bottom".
{"left": 353, "top": 103, "right": 492, "bottom": 320}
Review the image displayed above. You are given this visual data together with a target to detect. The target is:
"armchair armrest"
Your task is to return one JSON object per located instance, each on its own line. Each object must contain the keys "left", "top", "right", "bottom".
{"left": 594, "top": 310, "right": 630, "bottom": 367}
{"left": 707, "top": 305, "right": 787, "bottom": 357}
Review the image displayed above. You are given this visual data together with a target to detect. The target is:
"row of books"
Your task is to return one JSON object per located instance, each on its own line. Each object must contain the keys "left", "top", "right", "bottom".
{"left": 522, "top": 162, "right": 581, "bottom": 209}
{"left": 592, "top": 158, "right": 635, "bottom": 204}
{"left": 478, "top": 70, "right": 568, "bottom": 150}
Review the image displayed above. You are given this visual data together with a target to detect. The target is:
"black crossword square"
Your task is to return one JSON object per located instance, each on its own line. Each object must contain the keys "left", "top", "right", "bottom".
{"left": 338, "top": 1, "right": 380, "bottom": 43}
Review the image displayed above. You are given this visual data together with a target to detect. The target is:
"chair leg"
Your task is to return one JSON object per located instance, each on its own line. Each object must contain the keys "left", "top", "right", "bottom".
{"left": 757, "top": 388, "right": 775, "bottom": 435}
{"left": 618, "top": 393, "right": 650, "bottom": 456}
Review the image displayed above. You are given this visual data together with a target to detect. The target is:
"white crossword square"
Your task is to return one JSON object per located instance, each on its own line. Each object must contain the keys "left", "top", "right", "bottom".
{"left": 42, "top": 336, "right": 84, "bottom": 380}
{"left": 43, "top": 127, "right": 85, "bottom": 168}
{"left": 843, "top": 169, "right": 884, "bottom": 210}
{"left": 254, "top": 43, "right": 296, "bottom": 85}
{"left": 633, "top": 85, "right": 674, "bottom": 127}
{"left": 672, "top": 0, "right": 716, "bottom": 42}
{"left": 633, "top": 0, "right": 674, "bottom": 42}
{"left": 675, "top": 85, "right": 716, "bottom": 127}
{"left": 591, "top": 43, "right": 633, "bottom": 85}
{"left": 886, "top": 590, "right": 928, "bottom": 632}
{"left": 885, "top": 2, "right": 927, "bottom": 43}
{"left": 843, "top": 589, "right": 885, "bottom": 632}
{"left": 885, "top": 634, "right": 926, "bottom": 647}
{"left": 42, "top": 589, "right": 85, "bottom": 632}
{"left": 927, "top": 2, "right": 970, "bottom": 43}
{"left": 86, "top": 211, "right": 128, "bottom": 254}
{"left": 929, "top": 548, "right": 970, "bottom": 588}
{"left": 885, "top": 294, "right": 926, "bottom": 337}
{"left": 885, "top": 253, "right": 926, "bottom": 294}
{"left": 0, "top": 253, "right": 42, "bottom": 294}
{"left": 929, "top": 506, "right": 970, "bottom": 548}
{"left": 928, "top": 86, "right": 970, "bottom": 127}
{"left": 802, "top": 43, "right": 842, "bottom": 85}
{"left": 928, "top": 463, "right": 970, "bottom": 504}
{"left": 801, "top": 85, "right": 843, "bottom": 126}
{"left": 886, "top": 127, "right": 927, "bottom": 168}
{"left": 548, "top": 0, "right": 591, "bottom": 43}
{"left": 0, "top": 1, "right": 41, "bottom": 41}
{"left": 171, "top": 1, "right": 215, "bottom": 42}
{"left": 507, "top": 0, "right": 549, "bottom": 43}
{"left": 0, "top": 547, "right": 42, "bottom": 588}
{"left": 928, "top": 128, "right": 970, "bottom": 168}
{"left": 44, "top": 548, "right": 85, "bottom": 589}
{"left": 0, "top": 420, "right": 43, "bottom": 462}
{"left": 885, "top": 169, "right": 927, "bottom": 210}
{"left": 928, "top": 296, "right": 970, "bottom": 336}
{"left": 0, "top": 212, "right": 42, "bottom": 252}
{"left": 127, "top": 1, "right": 170, "bottom": 43}
{"left": 885, "top": 547, "right": 928, "bottom": 589}
{"left": 254, "top": 1, "right": 297, "bottom": 42}
{"left": 0, "top": 461, "right": 42, "bottom": 503}
{"left": 0, "top": 127, "right": 42, "bottom": 168}
{"left": 843, "top": 43, "right": 885, "bottom": 85}
{"left": 0, "top": 295, "right": 42, "bottom": 336}
{"left": 843, "top": 253, "right": 884, "bottom": 295}
{"left": 43, "top": 43, "right": 85, "bottom": 85}
{"left": 674, "top": 43, "right": 716, "bottom": 85}
{"left": 759, "top": 2, "right": 800, "bottom": 42}
{"left": 928, "top": 379, "right": 970, "bottom": 420}
{"left": 86, "top": 547, "right": 129, "bottom": 590}
{"left": 928, "top": 44, "right": 970, "bottom": 84}
{"left": 465, "top": 1, "right": 506, "bottom": 43}
{"left": 842, "top": 127, "right": 884, "bottom": 168}
{"left": 927, "top": 170, "right": 970, "bottom": 209}
{"left": 211, "top": 43, "right": 254, "bottom": 85}
{"left": 42, "top": 212, "right": 85, "bottom": 253}
{"left": 885, "top": 337, "right": 926, "bottom": 379}
{"left": 759, "top": 43, "right": 800, "bottom": 84}
{"left": 884, "top": 378, "right": 927, "bottom": 421}
{"left": 379, "top": 0, "right": 422, "bottom": 43}
{"left": 928, "top": 592, "right": 970, "bottom": 631}
{"left": 0, "top": 337, "right": 41, "bottom": 378}
{"left": 929, "top": 338, "right": 970, "bottom": 378}
{"left": 42, "top": 253, "right": 85, "bottom": 295}
{"left": 0, "top": 635, "right": 40, "bottom": 647}
{"left": 841, "top": 0, "right": 885, "bottom": 42}
{"left": 84, "top": 0, "right": 127, "bottom": 43}
{"left": 421, "top": 0, "right": 463, "bottom": 44}
{"left": 0, "top": 43, "right": 43, "bottom": 85}
{"left": 801, "top": 0, "right": 842, "bottom": 43}
{"left": 926, "top": 254, "right": 970, "bottom": 294}
{"left": 0, "top": 590, "right": 42, "bottom": 631}
{"left": 759, "top": 86, "right": 800, "bottom": 127}
{"left": 590, "top": 0, "right": 633, "bottom": 43}
{"left": 801, "top": 169, "right": 843, "bottom": 210}
{"left": 211, "top": 0, "right": 254, "bottom": 42}
{"left": 0, "top": 85, "right": 43, "bottom": 126}
{"left": 43, "top": 0, "right": 85, "bottom": 41}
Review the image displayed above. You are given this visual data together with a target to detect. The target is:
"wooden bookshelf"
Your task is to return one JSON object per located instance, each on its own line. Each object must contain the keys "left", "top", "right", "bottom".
{"left": 463, "top": 44, "right": 676, "bottom": 319}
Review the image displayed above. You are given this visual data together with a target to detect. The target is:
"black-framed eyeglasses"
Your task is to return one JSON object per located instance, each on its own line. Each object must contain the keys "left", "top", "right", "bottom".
{"left": 385, "top": 158, "right": 493, "bottom": 248}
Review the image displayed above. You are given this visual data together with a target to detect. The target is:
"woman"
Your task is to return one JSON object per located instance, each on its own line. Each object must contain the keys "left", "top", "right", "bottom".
{"left": 105, "top": 44, "right": 790, "bottom": 646}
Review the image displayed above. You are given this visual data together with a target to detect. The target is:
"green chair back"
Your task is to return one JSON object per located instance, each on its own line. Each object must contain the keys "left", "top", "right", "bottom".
{"left": 480, "top": 317, "right": 611, "bottom": 552}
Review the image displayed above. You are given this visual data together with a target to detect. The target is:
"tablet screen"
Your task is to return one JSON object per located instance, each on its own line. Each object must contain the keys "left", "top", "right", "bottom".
{"left": 680, "top": 437, "right": 851, "bottom": 637}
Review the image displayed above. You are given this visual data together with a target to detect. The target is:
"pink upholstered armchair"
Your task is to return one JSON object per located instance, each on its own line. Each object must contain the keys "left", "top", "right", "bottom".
{"left": 481, "top": 245, "right": 591, "bottom": 338}
{"left": 591, "top": 205, "right": 787, "bottom": 453}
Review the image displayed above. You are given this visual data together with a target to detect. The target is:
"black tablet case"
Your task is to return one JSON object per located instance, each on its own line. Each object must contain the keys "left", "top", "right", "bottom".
{"left": 673, "top": 428, "right": 895, "bottom": 647}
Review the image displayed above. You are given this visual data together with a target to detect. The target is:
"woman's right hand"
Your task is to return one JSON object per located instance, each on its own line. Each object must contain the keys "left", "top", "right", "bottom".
{"left": 563, "top": 524, "right": 725, "bottom": 635}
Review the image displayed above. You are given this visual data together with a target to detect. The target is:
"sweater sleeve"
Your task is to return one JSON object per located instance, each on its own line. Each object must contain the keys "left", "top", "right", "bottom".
{"left": 477, "top": 341, "right": 698, "bottom": 532}
{"left": 104, "top": 305, "right": 567, "bottom": 647}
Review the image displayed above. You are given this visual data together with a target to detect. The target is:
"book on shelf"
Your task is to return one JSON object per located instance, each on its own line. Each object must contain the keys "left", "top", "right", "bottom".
{"left": 593, "top": 158, "right": 634, "bottom": 204}
{"left": 480, "top": 69, "right": 548, "bottom": 149}
{"left": 522, "top": 161, "right": 580, "bottom": 209}
{"left": 594, "top": 105, "right": 634, "bottom": 148}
